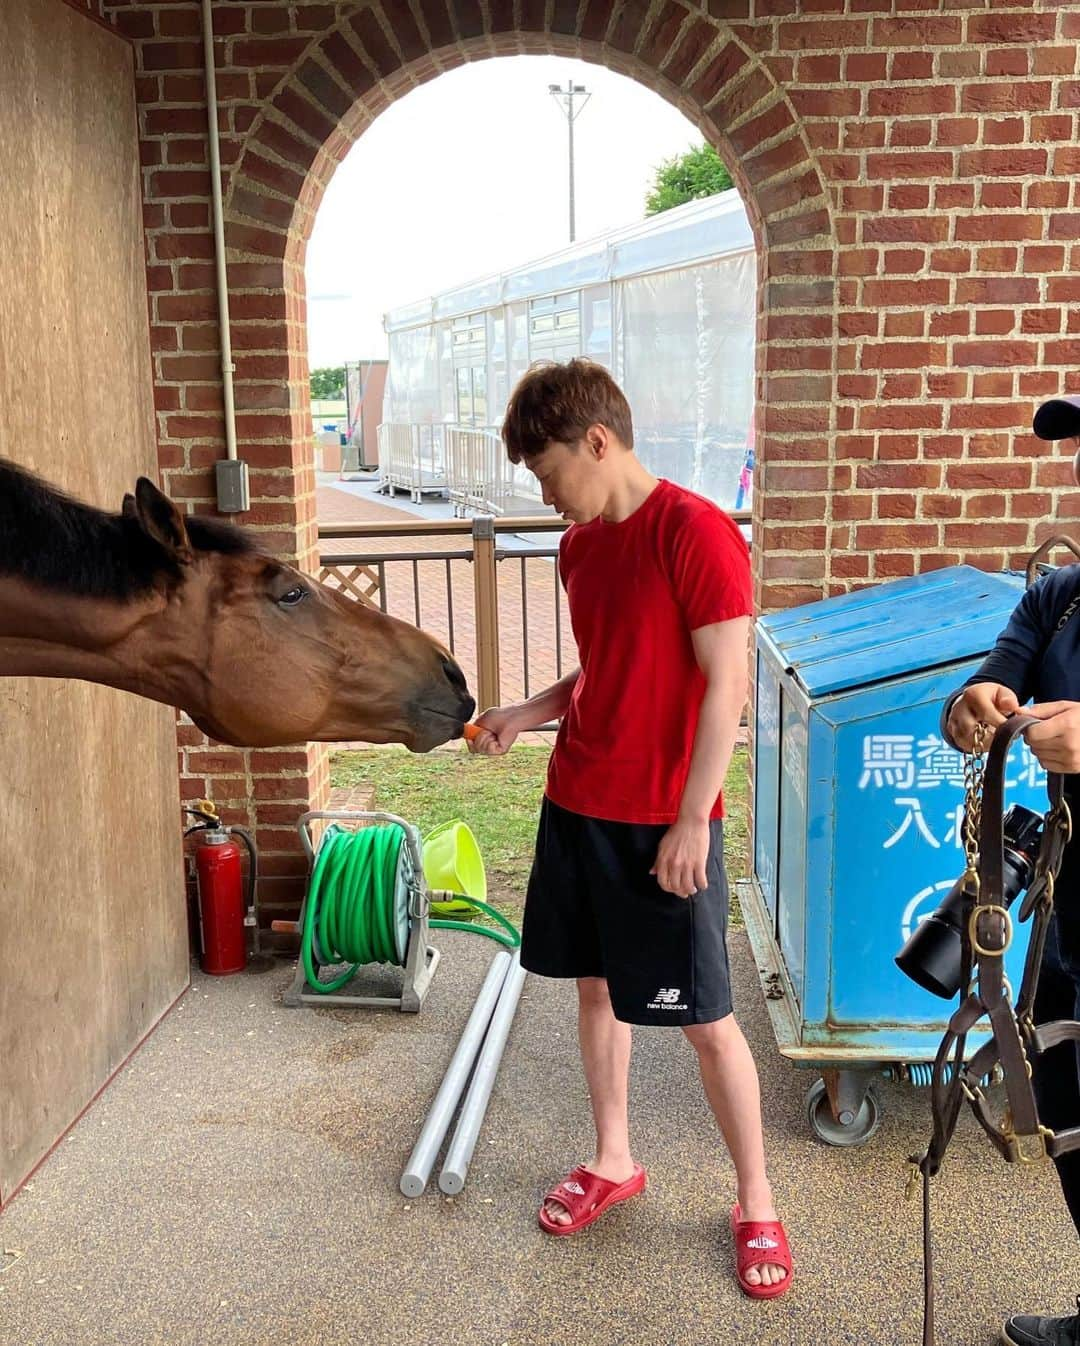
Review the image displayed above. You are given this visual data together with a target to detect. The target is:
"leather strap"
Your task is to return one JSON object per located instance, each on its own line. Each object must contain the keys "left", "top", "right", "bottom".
{"left": 919, "top": 714, "right": 1072, "bottom": 1345}
{"left": 1030, "top": 1020, "right": 1080, "bottom": 1052}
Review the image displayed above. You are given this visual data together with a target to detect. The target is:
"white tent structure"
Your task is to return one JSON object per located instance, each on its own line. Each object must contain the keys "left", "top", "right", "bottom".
{"left": 380, "top": 189, "right": 756, "bottom": 515}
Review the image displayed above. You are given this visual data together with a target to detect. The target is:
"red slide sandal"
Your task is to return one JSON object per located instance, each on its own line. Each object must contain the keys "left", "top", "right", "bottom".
{"left": 730, "top": 1202, "right": 793, "bottom": 1299}
{"left": 538, "top": 1163, "right": 647, "bottom": 1236}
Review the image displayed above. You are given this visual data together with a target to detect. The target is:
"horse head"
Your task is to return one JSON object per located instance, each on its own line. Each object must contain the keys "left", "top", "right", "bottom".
{"left": 0, "top": 463, "right": 475, "bottom": 751}
{"left": 125, "top": 478, "right": 475, "bottom": 750}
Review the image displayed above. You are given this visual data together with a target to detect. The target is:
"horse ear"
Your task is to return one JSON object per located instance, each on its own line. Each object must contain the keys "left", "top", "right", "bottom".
{"left": 121, "top": 493, "right": 138, "bottom": 520}
{"left": 133, "top": 477, "right": 193, "bottom": 564}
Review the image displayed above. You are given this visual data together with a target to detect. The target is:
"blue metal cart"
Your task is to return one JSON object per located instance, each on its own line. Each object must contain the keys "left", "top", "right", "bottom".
{"left": 740, "top": 566, "right": 1050, "bottom": 1145}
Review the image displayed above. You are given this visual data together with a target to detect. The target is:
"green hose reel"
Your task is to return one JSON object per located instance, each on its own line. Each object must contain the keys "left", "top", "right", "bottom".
{"left": 282, "top": 810, "right": 519, "bottom": 1013}
{"left": 303, "top": 823, "right": 408, "bottom": 992}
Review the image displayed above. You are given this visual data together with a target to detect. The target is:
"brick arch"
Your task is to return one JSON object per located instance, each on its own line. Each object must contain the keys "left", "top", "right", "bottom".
{"left": 231, "top": 16, "right": 832, "bottom": 264}
{"left": 221, "top": 7, "right": 840, "bottom": 607}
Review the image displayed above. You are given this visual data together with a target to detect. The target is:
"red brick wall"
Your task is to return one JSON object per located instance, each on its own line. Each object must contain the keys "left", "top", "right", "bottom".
{"left": 98, "top": 0, "right": 1080, "bottom": 916}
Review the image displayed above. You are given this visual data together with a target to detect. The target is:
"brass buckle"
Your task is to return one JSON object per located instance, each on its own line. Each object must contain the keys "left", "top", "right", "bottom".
{"left": 969, "top": 904, "right": 1013, "bottom": 958}
{"left": 1003, "top": 1126, "right": 1053, "bottom": 1164}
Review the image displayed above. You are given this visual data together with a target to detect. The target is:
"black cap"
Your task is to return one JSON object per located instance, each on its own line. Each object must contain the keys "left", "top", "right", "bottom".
{"left": 1033, "top": 395, "right": 1080, "bottom": 441}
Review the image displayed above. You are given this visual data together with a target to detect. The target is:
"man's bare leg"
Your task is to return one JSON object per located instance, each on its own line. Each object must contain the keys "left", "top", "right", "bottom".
{"left": 684, "top": 1015, "right": 787, "bottom": 1287}
{"left": 543, "top": 977, "right": 638, "bottom": 1225}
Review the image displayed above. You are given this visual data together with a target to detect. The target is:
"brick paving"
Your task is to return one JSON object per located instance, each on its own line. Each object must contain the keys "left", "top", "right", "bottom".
{"left": 326, "top": 783, "right": 376, "bottom": 812}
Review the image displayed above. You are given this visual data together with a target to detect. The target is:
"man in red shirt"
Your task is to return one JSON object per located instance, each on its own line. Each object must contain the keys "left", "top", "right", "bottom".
{"left": 468, "top": 359, "right": 791, "bottom": 1296}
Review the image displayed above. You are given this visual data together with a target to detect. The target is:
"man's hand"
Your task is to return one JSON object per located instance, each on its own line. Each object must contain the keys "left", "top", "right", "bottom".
{"left": 651, "top": 817, "right": 710, "bottom": 899}
{"left": 946, "top": 683, "right": 1020, "bottom": 751}
{"left": 1024, "top": 702, "right": 1080, "bottom": 774}
{"left": 465, "top": 706, "right": 521, "bottom": 757}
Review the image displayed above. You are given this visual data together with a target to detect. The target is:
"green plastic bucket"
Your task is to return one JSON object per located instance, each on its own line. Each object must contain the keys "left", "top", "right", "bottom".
{"left": 422, "top": 820, "right": 487, "bottom": 908}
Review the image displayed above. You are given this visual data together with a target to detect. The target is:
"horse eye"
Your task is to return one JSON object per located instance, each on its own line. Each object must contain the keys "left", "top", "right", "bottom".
{"left": 277, "top": 585, "right": 306, "bottom": 607}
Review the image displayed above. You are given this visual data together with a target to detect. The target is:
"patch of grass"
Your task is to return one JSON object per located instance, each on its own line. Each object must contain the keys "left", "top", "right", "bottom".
{"left": 330, "top": 748, "right": 549, "bottom": 911}
{"left": 330, "top": 745, "right": 750, "bottom": 925}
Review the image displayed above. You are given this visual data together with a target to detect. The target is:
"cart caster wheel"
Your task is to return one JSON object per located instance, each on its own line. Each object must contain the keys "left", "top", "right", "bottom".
{"left": 805, "top": 1077, "right": 881, "bottom": 1147}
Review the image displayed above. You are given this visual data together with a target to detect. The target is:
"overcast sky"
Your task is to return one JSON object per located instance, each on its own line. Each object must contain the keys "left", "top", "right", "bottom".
{"left": 304, "top": 54, "right": 711, "bottom": 367}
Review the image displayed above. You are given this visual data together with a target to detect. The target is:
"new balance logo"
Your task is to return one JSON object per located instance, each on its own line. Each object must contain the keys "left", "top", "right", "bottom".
{"left": 746, "top": 1234, "right": 780, "bottom": 1251}
{"left": 647, "top": 987, "right": 688, "bottom": 1011}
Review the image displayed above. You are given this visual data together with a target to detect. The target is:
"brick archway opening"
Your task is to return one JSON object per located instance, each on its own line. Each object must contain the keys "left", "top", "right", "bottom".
{"left": 228, "top": 19, "right": 837, "bottom": 600}
{"left": 149, "top": 9, "right": 839, "bottom": 929}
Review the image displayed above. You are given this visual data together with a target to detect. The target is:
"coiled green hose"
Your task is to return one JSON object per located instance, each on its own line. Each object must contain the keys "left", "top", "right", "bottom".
{"left": 302, "top": 825, "right": 520, "bottom": 994}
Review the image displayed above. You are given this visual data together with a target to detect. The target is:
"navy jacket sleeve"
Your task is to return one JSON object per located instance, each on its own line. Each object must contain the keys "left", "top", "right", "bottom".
{"left": 962, "top": 578, "right": 1053, "bottom": 704}
{"left": 940, "top": 575, "right": 1053, "bottom": 747}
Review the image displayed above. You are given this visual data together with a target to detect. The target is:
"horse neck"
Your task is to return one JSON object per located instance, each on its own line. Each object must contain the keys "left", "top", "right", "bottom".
{"left": 0, "top": 574, "right": 204, "bottom": 713}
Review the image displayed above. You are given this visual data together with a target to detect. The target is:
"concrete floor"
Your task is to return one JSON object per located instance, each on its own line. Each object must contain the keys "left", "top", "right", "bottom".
{"left": 0, "top": 932, "right": 1075, "bottom": 1346}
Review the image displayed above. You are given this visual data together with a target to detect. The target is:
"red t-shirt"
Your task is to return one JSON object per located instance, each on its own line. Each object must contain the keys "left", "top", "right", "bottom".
{"left": 546, "top": 479, "right": 752, "bottom": 825}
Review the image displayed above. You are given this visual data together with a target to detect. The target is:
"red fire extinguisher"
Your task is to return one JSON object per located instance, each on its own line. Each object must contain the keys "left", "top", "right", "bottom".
{"left": 194, "top": 827, "right": 247, "bottom": 976}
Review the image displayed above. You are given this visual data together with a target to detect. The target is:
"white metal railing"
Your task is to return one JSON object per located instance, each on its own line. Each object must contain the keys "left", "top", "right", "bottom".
{"left": 508, "top": 459, "right": 543, "bottom": 509}
{"left": 445, "top": 425, "right": 509, "bottom": 517}
{"left": 380, "top": 421, "right": 544, "bottom": 517}
{"left": 377, "top": 423, "right": 447, "bottom": 501}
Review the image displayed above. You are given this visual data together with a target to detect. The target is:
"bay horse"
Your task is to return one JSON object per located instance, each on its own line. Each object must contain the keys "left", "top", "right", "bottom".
{"left": 0, "top": 459, "right": 475, "bottom": 750}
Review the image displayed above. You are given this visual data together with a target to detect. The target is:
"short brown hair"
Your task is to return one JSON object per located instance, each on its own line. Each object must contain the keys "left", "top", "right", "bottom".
{"left": 501, "top": 358, "right": 634, "bottom": 464}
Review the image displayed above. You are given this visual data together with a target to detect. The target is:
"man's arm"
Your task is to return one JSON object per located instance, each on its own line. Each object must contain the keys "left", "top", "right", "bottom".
{"left": 961, "top": 579, "right": 1048, "bottom": 703}
{"left": 652, "top": 618, "right": 749, "bottom": 898}
{"left": 942, "top": 579, "right": 1051, "bottom": 750}
{"left": 466, "top": 668, "right": 581, "bottom": 756}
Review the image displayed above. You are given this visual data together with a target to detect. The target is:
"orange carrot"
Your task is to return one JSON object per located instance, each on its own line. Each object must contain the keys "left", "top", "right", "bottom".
{"left": 462, "top": 721, "right": 483, "bottom": 742}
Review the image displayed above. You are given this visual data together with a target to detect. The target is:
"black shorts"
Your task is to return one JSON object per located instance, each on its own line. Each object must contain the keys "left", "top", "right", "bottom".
{"left": 520, "top": 797, "right": 733, "bottom": 1027}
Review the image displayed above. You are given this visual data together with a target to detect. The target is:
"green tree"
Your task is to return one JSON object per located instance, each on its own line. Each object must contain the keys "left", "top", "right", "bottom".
{"left": 310, "top": 365, "right": 346, "bottom": 400}
{"left": 645, "top": 143, "right": 734, "bottom": 216}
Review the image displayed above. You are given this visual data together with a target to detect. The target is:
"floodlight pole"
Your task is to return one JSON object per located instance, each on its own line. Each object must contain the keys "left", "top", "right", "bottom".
{"left": 548, "top": 77, "right": 591, "bottom": 243}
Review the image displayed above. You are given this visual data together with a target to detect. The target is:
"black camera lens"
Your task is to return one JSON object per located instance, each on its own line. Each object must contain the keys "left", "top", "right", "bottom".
{"left": 894, "top": 804, "right": 1043, "bottom": 999}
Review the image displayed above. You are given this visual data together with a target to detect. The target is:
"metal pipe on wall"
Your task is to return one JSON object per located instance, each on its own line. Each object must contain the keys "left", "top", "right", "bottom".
{"left": 201, "top": 0, "right": 248, "bottom": 510}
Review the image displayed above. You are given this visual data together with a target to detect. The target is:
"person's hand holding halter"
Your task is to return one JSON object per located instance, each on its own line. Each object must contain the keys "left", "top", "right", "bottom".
{"left": 948, "top": 684, "right": 1080, "bottom": 774}
{"left": 946, "top": 682, "right": 1021, "bottom": 752}
{"left": 1024, "top": 701, "right": 1080, "bottom": 774}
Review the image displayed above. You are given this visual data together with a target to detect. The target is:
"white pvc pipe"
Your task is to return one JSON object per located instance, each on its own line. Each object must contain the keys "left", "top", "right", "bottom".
{"left": 201, "top": 0, "right": 237, "bottom": 460}
{"left": 438, "top": 954, "right": 526, "bottom": 1195}
{"left": 399, "top": 950, "right": 512, "bottom": 1198}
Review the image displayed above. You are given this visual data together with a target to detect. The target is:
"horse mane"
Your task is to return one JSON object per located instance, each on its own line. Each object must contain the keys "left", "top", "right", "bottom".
{"left": 0, "top": 458, "right": 258, "bottom": 601}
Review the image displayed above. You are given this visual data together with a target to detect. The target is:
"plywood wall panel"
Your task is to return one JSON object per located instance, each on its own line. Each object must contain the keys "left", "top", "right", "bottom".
{"left": 0, "top": 0, "right": 188, "bottom": 1204}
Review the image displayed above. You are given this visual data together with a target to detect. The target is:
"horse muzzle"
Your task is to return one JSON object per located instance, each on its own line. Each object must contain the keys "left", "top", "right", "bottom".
{"left": 406, "top": 685, "right": 476, "bottom": 753}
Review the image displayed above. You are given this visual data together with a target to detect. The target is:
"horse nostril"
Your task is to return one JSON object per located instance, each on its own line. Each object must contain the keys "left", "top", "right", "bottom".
{"left": 441, "top": 654, "right": 468, "bottom": 695}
